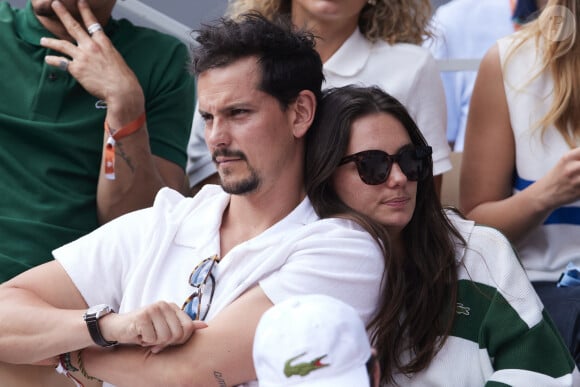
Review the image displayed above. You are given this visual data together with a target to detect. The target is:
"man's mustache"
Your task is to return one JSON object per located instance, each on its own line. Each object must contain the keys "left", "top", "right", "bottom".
{"left": 212, "top": 149, "right": 247, "bottom": 163}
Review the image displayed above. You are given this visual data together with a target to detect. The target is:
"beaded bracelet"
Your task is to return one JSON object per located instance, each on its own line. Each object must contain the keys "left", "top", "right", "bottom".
{"left": 77, "top": 349, "right": 102, "bottom": 382}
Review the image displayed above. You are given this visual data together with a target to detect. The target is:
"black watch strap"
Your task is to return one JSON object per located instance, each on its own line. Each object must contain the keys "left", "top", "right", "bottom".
{"left": 84, "top": 308, "right": 118, "bottom": 347}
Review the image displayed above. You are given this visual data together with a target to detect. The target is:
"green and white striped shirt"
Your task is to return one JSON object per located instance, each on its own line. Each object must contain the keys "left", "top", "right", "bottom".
{"left": 391, "top": 212, "right": 576, "bottom": 386}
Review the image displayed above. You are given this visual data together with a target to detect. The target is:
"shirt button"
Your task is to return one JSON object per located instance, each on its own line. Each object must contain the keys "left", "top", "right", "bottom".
{"left": 48, "top": 73, "right": 57, "bottom": 81}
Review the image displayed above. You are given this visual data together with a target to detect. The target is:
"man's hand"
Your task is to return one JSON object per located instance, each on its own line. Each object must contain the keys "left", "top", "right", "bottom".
{"left": 101, "top": 302, "right": 207, "bottom": 354}
{"left": 40, "top": 0, "right": 145, "bottom": 119}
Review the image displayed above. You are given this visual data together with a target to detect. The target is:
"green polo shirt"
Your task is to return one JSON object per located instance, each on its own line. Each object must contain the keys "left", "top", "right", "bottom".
{"left": 0, "top": 1, "right": 195, "bottom": 281}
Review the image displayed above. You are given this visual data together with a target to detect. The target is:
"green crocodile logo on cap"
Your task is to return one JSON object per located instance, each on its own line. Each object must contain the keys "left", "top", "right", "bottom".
{"left": 284, "top": 352, "right": 329, "bottom": 377}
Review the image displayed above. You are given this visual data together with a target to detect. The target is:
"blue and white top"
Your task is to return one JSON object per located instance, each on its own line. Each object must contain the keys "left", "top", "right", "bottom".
{"left": 498, "top": 34, "right": 580, "bottom": 282}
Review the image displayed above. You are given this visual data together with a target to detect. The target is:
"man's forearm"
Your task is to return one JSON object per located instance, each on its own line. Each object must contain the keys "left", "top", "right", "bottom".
{"left": 96, "top": 121, "right": 166, "bottom": 223}
{"left": 0, "top": 288, "right": 91, "bottom": 364}
{"left": 82, "top": 344, "right": 205, "bottom": 387}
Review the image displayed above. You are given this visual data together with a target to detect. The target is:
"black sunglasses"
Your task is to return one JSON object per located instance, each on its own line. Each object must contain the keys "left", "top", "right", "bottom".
{"left": 181, "top": 254, "right": 218, "bottom": 320}
{"left": 339, "top": 145, "right": 432, "bottom": 185}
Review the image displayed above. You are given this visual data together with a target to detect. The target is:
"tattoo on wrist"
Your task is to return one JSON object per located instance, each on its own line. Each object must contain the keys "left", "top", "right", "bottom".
{"left": 213, "top": 370, "right": 227, "bottom": 386}
{"left": 115, "top": 143, "right": 135, "bottom": 173}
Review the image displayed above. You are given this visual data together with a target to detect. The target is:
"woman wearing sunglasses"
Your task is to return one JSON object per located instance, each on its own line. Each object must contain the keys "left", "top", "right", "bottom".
{"left": 305, "top": 85, "right": 575, "bottom": 386}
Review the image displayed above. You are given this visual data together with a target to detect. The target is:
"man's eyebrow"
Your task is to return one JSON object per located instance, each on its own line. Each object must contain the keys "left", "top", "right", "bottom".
{"left": 198, "top": 109, "right": 212, "bottom": 121}
{"left": 199, "top": 101, "right": 254, "bottom": 116}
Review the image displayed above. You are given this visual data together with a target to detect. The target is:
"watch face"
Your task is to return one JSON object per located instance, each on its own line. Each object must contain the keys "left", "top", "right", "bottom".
{"left": 85, "top": 304, "right": 112, "bottom": 319}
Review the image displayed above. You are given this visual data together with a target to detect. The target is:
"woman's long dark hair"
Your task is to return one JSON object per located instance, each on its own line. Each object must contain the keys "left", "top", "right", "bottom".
{"left": 305, "top": 85, "right": 465, "bottom": 384}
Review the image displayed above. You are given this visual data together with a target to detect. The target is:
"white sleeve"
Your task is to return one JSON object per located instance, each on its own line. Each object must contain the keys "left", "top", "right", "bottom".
{"left": 259, "top": 219, "right": 384, "bottom": 324}
{"left": 53, "top": 188, "right": 184, "bottom": 310}
{"left": 424, "top": 7, "right": 462, "bottom": 148}
{"left": 405, "top": 50, "right": 452, "bottom": 176}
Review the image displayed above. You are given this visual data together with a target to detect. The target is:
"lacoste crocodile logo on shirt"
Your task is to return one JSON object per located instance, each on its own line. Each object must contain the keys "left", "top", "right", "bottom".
{"left": 95, "top": 100, "right": 107, "bottom": 109}
{"left": 456, "top": 302, "right": 471, "bottom": 316}
{"left": 284, "top": 352, "right": 329, "bottom": 377}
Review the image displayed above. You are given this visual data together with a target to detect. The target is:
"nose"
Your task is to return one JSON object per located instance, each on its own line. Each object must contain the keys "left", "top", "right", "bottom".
{"left": 205, "top": 117, "right": 230, "bottom": 150}
{"left": 385, "top": 162, "right": 407, "bottom": 187}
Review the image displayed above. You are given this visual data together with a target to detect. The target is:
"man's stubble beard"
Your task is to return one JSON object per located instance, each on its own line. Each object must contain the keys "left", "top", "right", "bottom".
{"left": 220, "top": 172, "right": 260, "bottom": 195}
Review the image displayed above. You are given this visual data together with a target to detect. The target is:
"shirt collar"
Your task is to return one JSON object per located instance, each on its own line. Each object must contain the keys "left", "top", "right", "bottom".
{"left": 445, "top": 209, "right": 475, "bottom": 264}
{"left": 324, "top": 28, "right": 373, "bottom": 77}
{"left": 15, "top": 1, "right": 116, "bottom": 46}
{"left": 174, "top": 189, "right": 319, "bottom": 250}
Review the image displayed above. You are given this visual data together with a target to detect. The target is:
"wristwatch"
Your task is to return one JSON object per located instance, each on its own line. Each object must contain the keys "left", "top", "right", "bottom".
{"left": 83, "top": 304, "right": 118, "bottom": 347}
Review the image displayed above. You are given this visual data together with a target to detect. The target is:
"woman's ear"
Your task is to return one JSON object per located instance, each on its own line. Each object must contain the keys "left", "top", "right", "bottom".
{"left": 290, "top": 90, "right": 317, "bottom": 138}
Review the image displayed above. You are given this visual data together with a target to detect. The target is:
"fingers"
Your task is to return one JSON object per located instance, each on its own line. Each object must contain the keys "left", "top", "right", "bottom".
{"left": 78, "top": 0, "right": 105, "bottom": 39}
{"left": 142, "top": 305, "right": 180, "bottom": 351}
{"left": 146, "top": 304, "right": 202, "bottom": 353}
{"left": 50, "top": 1, "right": 92, "bottom": 44}
{"left": 87, "top": 23, "right": 103, "bottom": 36}
{"left": 41, "top": 37, "right": 76, "bottom": 60}
{"left": 126, "top": 302, "right": 207, "bottom": 353}
{"left": 566, "top": 146, "right": 580, "bottom": 160}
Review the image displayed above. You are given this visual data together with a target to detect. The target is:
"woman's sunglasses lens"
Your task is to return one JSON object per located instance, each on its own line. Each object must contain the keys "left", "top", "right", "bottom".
{"left": 358, "top": 152, "right": 391, "bottom": 185}
{"left": 399, "top": 150, "right": 419, "bottom": 181}
{"left": 399, "top": 149, "right": 429, "bottom": 181}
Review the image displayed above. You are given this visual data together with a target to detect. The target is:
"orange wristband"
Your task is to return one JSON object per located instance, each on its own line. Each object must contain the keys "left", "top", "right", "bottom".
{"left": 104, "top": 112, "right": 146, "bottom": 180}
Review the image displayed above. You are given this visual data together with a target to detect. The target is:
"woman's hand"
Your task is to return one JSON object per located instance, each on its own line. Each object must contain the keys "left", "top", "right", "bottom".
{"left": 535, "top": 146, "right": 580, "bottom": 210}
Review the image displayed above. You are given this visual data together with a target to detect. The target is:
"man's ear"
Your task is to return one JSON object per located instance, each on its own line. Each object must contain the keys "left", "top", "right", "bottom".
{"left": 290, "top": 90, "right": 317, "bottom": 139}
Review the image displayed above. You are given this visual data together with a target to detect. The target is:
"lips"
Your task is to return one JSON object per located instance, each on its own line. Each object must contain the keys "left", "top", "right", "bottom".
{"left": 215, "top": 156, "right": 241, "bottom": 164}
{"left": 212, "top": 149, "right": 246, "bottom": 165}
{"left": 382, "top": 197, "right": 410, "bottom": 206}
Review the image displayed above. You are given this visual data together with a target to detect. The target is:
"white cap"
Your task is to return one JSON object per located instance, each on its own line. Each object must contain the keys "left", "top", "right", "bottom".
{"left": 253, "top": 294, "right": 372, "bottom": 387}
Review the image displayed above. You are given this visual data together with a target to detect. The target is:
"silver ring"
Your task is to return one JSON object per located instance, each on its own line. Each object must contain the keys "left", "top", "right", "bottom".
{"left": 58, "top": 59, "right": 69, "bottom": 72}
{"left": 87, "top": 23, "right": 103, "bottom": 36}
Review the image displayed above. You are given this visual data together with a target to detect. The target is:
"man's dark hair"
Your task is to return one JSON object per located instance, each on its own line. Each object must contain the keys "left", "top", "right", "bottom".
{"left": 191, "top": 12, "right": 324, "bottom": 109}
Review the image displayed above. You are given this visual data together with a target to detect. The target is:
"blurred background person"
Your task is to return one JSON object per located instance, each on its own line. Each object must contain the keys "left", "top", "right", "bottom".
{"left": 461, "top": 0, "right": 580, "bottom": 364}
{"left": 0, "top": 0, "right": 195, "bottom": 282}
{"left": 426, "top": 0, "right": 515, "bottom": 151}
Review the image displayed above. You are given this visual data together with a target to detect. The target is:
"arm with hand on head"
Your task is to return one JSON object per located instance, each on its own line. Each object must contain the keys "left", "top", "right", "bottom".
{"left": 40, "top": 0, "right": 194, "bottom": 223}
